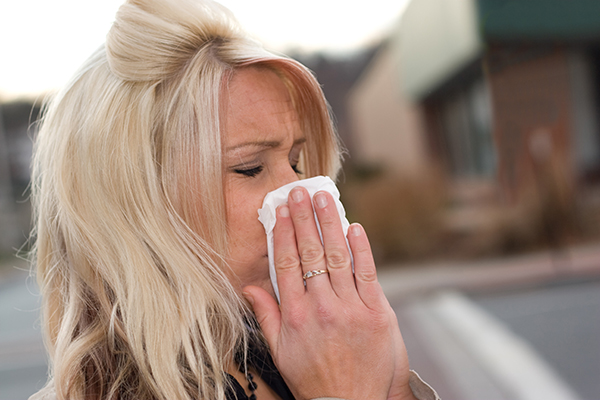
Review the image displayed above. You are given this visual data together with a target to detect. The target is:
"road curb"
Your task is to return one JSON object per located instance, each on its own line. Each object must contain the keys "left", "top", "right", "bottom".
{"left": 379, "top": 244, "right": 600, "bottom": 300}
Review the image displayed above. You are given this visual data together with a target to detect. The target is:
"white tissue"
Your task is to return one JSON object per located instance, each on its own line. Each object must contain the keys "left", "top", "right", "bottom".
{"left": 257, "top": 175, "right": 350, "bottom": 301}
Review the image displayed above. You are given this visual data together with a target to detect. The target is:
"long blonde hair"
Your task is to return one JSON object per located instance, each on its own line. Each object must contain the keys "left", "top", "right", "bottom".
{"left": 30, "top": 0, "right": 341, "bottom": 399}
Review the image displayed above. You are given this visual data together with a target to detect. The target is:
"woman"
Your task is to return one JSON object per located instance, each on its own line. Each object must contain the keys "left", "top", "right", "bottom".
{"left": 30, "top": 0, "right": 438, "bottom": 399}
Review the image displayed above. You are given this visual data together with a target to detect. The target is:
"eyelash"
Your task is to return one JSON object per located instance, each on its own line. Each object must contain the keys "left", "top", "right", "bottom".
{"left": 234, "top": 166, "right": 263, "bottom": 177}
{"left": 234, "top": 164, "right": 302, "bottom": 178}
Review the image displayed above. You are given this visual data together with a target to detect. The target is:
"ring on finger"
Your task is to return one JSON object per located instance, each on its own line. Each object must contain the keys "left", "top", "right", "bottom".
{"left": 303, "top": 269, "right": 329, "bottom": 281}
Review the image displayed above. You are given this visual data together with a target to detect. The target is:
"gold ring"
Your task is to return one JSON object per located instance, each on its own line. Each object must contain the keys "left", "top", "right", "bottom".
{"left": 302, "top": 269, "right": 329, "bottom": 280}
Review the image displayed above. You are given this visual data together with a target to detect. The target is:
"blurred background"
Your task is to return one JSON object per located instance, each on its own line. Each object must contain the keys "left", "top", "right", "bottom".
{"left": 1, "top": 0, "right": 600, "bottom": 399}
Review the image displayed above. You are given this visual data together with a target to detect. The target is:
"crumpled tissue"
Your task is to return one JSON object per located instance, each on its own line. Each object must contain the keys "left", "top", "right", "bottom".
{"left": 257, "top": 175, "right": 351, "bottom": 302}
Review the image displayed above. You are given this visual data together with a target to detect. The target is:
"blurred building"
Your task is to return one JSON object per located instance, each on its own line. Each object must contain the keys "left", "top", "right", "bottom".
{"left": 349, "top": 0, "right": 600, "bottom": 251}
{"left": 290, "top": 47, "right": 379, "bottom": 157}
{"left": 0, "top": 100, "right": 39, "bottom": 253}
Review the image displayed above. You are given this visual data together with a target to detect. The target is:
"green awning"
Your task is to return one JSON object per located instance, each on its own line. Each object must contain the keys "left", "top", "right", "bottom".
{"left": 478, "top": 0, "right": 600, "bottom": 41}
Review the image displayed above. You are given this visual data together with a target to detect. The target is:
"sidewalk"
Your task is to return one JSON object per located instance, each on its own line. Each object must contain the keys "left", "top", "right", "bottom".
{"left": 378, "top": 242, "right": 600, "bottom": 301}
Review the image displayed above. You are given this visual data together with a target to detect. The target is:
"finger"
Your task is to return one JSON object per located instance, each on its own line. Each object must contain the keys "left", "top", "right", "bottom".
{"left": 347, "top": 223, "right": 388, "bottom": 309}
{"left": 273, "top": 204, "right": 305, "bottom": 302}
{"left": 288, "top": 187, "right": 331, "bottom": 293}
{"left": 313, "top": 191, "right": 356, "bottom": 300}
{"left": 243, "top": 286, "right": 281, "bottom": 351}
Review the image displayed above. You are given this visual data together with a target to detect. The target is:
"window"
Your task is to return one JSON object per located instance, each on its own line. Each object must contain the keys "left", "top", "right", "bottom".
{"left": 440, "top": 77, "right": 497, "bottom": 177}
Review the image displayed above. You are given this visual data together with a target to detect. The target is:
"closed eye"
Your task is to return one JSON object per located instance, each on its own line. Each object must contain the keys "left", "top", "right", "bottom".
{"left": 234, "top": 166, "right": 263, "bottom": 177}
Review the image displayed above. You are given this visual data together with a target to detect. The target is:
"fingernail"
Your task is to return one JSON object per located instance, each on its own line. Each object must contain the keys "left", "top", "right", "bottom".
{"left": 350, "top": 223, "right": 363, "bottom": 236}
{"left": 314, "top": 192, "right": 328, "bottom": 209}
{"left": 242, "top": 291, "right": 254, "bottom": 305}
{"left": 291, "top": 187, "right": 303, "bottom": 203}
{"left": 278, "top": 204, "right": 290, "bottom": 217}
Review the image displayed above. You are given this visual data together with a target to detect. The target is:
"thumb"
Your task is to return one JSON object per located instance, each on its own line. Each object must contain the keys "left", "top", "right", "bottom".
{"left": 243, "top": 286, "right": 281, "bottom": 348}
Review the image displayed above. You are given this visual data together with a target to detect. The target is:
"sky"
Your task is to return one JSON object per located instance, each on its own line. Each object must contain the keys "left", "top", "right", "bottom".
{"left": 0, "top": 0, "right": 410, "bottom": 100}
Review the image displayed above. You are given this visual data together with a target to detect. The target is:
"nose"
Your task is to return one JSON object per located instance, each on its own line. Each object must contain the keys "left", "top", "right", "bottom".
{"left": 269, "top": 162, "right": 300, "bottom": 193}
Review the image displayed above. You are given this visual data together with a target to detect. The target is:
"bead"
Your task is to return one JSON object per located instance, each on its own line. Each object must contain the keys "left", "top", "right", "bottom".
{"left": 243, "top": 370, "right": 258, "bottom": 399}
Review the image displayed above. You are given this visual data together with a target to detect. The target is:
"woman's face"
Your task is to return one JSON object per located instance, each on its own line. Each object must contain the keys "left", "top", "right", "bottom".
{"left": 222, "top": 67, "right": 304, "bottom": 296}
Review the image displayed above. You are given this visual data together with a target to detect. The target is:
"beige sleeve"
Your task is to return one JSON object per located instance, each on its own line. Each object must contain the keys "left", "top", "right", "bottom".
{"left": 408, "top": 370, "right": 440, "bottom": 400}
{"left": 312, "top": 370, "right": 440, "bottom": 400}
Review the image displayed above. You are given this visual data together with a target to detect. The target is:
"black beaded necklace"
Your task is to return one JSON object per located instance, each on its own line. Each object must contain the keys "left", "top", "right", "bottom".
{"left": 245, "top": 371, "right": 258, "bottom": 400}
{"left": 238, "top": 364, "right": 258, "bottom": 400}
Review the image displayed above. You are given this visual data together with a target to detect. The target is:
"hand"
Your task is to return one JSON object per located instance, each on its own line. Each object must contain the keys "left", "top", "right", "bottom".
{"left": 243, "top": 187, "right": 415, "bottom": 400}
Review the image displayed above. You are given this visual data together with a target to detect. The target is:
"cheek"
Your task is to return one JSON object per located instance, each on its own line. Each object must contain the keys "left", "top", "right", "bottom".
{"left": 226, "top": 184, "right": 268, "bottom": 253}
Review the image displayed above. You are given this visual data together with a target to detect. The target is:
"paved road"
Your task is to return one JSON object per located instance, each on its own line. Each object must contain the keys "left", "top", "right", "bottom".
{"left": 383, "top": 246, "right": 600, "bottom": 400}
{"left": 472, "top": 278, "right": 600, "bottom": 400}
{"left": 392, "top": 277, "right": 600, "bottom": 400}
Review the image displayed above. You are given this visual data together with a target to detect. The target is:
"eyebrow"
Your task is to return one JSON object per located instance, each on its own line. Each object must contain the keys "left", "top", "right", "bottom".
{"left": 225, "top": 137, "right": 306, "bottom": 152}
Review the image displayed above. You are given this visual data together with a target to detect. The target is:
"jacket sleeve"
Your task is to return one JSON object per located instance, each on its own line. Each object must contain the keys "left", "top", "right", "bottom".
{"left": 408, "top": 370, "right": 440, "bottom": 400}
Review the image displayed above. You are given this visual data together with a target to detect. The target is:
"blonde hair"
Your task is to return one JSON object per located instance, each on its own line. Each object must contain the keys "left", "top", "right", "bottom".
{"left": 30, "top": 0, "right": 341, "bottom": 399}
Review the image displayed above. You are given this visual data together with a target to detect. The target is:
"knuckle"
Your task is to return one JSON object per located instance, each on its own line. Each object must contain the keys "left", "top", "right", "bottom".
{"left": 370, "top": 309, "right": 391, "bottom": 329}
{"left": 286, "top": 305, "right": 306, "bottom": 329}
{"left": 317, "top": 213, "right": 336, "bottom": 228}
{"left": 299, "top": 245, "right": 324, "bottom": 264}
{"left": 325, "top": 249, "right": 349, "bottom": 269}
{"left": 315, "top": 304, "right": 335, "bottom": 324}
{"left": 275, "top": 253, "right": 300, "bottom": 271}
{"left": 293, "top": 209, "right": 314, "bottom": 224}
{"left": 354, "top": 244, "right": 371, "bottom": 256}
{"left": 347, "top": 307, "right": 387, "bottom": 330}
{"left": 340, "top": 307, "right": 378, "bottom": 332}
{"left": 366, "top": 314, "right": 390, "bottom": 334}
{"left": 355, "top": 267, "right": 378, "bottom": 283}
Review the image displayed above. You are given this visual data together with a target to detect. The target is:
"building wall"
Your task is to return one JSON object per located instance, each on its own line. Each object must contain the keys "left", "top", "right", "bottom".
{"left": 398, "top": 0, "right": 482, "bottom": 100}
{"left": 348, "top": 45, "right": 428, "bottom": 176}
{"left": 485, "top": 45, "right": 575, "bottom": 200}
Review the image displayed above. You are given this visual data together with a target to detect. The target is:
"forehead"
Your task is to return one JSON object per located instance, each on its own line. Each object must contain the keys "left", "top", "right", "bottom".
{"left": 221, "top": 67, "right": 302, "bottom": 147}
